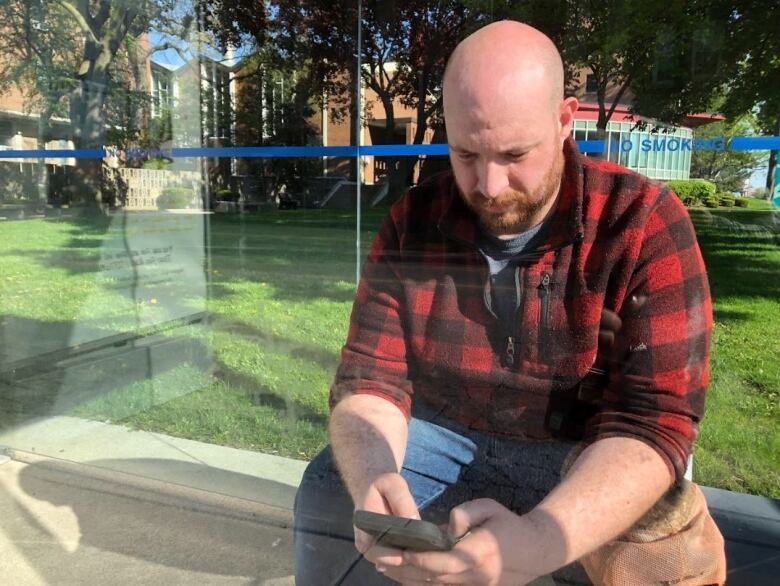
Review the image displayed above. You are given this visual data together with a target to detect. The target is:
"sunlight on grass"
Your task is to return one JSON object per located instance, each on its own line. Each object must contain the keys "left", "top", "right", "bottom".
{"left": 1, "top": 206, "right": 778, "bottom": 494}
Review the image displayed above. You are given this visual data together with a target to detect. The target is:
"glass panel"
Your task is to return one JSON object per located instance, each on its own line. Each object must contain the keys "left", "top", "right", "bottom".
{"left": 0, "top": 0, "right": 359, "bottom": 514}
{"left": 1, "top": 2, "right": 777, "bottom": 582}
{"left": 627, "top": 131, "right": 639, "bottom": 168}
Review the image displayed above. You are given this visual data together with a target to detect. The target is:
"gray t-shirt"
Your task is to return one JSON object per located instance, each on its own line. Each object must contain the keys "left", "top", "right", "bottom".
{"left": 478, "top": 221, "right": 548, "bottom": 327}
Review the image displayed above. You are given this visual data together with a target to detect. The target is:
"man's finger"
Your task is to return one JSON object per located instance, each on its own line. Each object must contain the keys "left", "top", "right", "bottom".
{"left": 403, "top": 547, "right": 476, "bottom": 577}
{"left": 600, "top": 309, "right": 622, "bottom": 333}
{"left": 358, "top": 535, "right": 406, "bottom": 566}
{"left": 380, "top": 562, "right": 441, "bottom": 584}
{"left": 624, "top": 294, "right": 647, "bottom": 315}
{"left": 417, "top": 569, "right": 484, "bottom": 585}
{"left": 598, "top": 329, "right": 615, "bottom": 348}
{"left": 375, "top": 475, "right": 420, "bottom": 519}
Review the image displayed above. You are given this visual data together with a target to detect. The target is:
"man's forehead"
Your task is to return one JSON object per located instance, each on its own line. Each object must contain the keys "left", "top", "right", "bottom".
{"left": 444, "top": 93, "right": 552, "bottom": 140}
{"left": 449, "top": 139, "right": 541, "bottom": 153}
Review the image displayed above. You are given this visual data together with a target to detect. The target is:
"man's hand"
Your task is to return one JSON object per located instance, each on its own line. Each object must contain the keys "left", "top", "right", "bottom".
{"left": 379, "top": 499, "right": 543, "bottom": 586}
{"left": 354, "top": 472, "right": 421, "bottom": 569}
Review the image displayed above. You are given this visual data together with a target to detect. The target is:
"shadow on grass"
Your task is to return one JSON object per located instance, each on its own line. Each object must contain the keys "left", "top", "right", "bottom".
{"left": 206, "top": 210, "right": 383, "bottom": 304}
{"left": 690, "top": 209, "right": 780, "bottom": 314}
{"left": 0, "top": 216, "right": 110, "bottom": 278}
{"left": 713, "top": 308, "right": 753, "bottom": 323}
{"left": 208, "top": 276, "right": 356, "bottom": 304}
{"left": 213, "top": 360, "right": 328, "bottom": 427}
{"left": 209, "top": 315, "right": 339, "bottom": 373}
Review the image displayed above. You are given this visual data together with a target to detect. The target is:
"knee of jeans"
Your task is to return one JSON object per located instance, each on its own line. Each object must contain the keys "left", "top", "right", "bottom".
{"left": 295, "top": 446, "right": 347, "bottom": 516}
{"left": 560, "top": 442, "right": 586, "bottom": 479}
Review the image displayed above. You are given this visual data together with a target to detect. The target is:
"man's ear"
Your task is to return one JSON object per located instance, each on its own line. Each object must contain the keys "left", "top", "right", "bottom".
{"left": 558, "top": 96, "right": 579, "bottom": 143}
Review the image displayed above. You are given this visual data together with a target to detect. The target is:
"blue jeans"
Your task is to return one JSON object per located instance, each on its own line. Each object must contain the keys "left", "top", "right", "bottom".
{"left": 293, "top": 404, "right": 591, "bottom": 585}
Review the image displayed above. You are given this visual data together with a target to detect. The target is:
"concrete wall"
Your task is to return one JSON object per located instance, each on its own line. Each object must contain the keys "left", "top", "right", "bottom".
{"left": 117, "top": 168, "right": 202, "bottom": 210}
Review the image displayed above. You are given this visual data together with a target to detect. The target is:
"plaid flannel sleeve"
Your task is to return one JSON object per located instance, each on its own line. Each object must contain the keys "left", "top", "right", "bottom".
{"left": 329, "top": 208, "right": 414, "bottom": 420}
{"left": 583, "top": 189, "right": 713, "bottom": 482}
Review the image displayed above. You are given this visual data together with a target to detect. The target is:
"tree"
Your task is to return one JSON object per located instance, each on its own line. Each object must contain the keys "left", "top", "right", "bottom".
{"left": 232, "top": 50, "right": 320, "bottom": 197}
{"left": 0, "top": 0, "right": 196, "bottom": 209}
{"left": 57, "top": 0, "right": 194, "bottom": 209}
{"left": 690, "top": 117, "right": 765, "bottom": 193}
{"left": 0, "top": 0, "right": 81, "bottom": 202}
{"left": 262, "top": 0, "right": 485, "bottom": 195}
{"left": 564, "top": 1, "right": 735, "bottom": 138}
{"left": 719, "top": 1, "right": 780, "bottom": 196}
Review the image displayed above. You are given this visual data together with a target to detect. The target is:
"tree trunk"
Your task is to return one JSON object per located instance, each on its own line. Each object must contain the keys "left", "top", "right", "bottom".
{"left": 418, "top": 126, "right": 449, "bottom": 183}
{"left": 594, "top": 82, "right": 608, "bottom": 159}
{"left": 68, "top": 44, "right": 112, "bottom": 212}
{"left": 765, "top": 115, "right": 780, "bottom": 199}
{"left": 376, "top": 89, "right": 407, "bottom": 199}
{"left": 36, "top": 108, "right": 53, "bottom": 205}
{"left": 64, "top": 5, "right": 137, "bottom": 213}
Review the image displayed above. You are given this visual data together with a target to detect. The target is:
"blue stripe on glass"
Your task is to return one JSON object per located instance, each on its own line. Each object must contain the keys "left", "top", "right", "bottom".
{"left": 170, "top": 146, "right": 360, "bottom": 158}
{"left": 360, "top": 144, "right": 450, "bottom": 156}
{"left": 0, "top": 149, "right": 105, "bottom": 159}
{"left": 577, "top": 140, "right": 606, "bottom": 153}
{"left": 0, "top": 142, "right": 603, "bottom": 159}
{"left": 730, "top": 137, "right": 780, "bottom": 151}
{"left": 1, "top": 138, "right": 777, "bottom": 159}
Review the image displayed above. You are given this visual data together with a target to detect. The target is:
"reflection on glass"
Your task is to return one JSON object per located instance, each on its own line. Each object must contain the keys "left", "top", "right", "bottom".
{"left": 0, "top": 0, "right": 776, "bottom": 525}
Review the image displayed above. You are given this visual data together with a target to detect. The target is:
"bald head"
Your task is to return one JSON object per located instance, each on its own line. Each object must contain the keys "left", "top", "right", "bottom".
{"left": 443, "top": 21, "right": 564, "bottom": 110}
{"left": 442, "top": 21, "right": 578, "bottom": 238}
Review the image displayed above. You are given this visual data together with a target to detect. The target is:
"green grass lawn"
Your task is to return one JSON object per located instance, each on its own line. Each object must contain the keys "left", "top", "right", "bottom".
{"left": 0, "top": 199, "right": 778, "bottom": 497}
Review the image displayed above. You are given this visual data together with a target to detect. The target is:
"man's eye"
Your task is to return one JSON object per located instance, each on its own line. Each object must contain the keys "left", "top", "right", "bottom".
{"left": 456, "top": 152, "right": 476, "bottom": 161}
{"left": 506, "top": 152, "right": 527, "bottom": 161}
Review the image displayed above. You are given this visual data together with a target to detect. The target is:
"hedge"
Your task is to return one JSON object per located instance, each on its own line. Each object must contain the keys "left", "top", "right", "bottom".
{"left": 215, "top": 189, "right": 240, "bottom": 202}
{"left": 667, "top": 179, "right": 717, "bottom": 206}
{"left": 157, "top": 187, "right": 194, "bottom": 209}
{"left": 703, "top": 196, "right": 720, "bottom": 208}
{"left": 717, "top": 192, "right": 736, "bottom": 207}
{"left": 735, "top": 198, "right": 749, "bottom": 208}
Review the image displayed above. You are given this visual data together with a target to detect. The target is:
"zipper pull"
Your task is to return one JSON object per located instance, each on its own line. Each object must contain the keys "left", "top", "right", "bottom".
{"left": 505, "top": 335, "right": 516, "bottom": 366}
{"left": 540, "top": 272, "right": 551, "bottom": 292}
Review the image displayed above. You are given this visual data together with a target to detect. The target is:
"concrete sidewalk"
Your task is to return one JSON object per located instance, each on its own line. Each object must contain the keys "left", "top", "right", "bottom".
{"left": 0, "top": 455, "right": 296, "bottom": 585}
{"left": 0, "top": 416, "right": 308, "bottom": 511}
{"left": 0, "top": 417, "right": 307, "bottom": 585}
{"left": 1, "top": 417, "right": 778, "bottom": 585}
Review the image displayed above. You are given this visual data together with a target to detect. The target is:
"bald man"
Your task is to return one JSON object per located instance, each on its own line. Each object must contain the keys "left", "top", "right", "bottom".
{"left": 294, "top": 21, "right": 724, "bottom": 585}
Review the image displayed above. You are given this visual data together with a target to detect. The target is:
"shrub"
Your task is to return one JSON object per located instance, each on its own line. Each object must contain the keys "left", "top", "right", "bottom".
{"left": 143, "top": 157, "right": 173, "bottom": 170}
{"left": 735, "top": 197, "right": 749, "bottom": 208}
{"left": 702, "top": 196, "right": 720, "bottom": 208}
{"left": 667, "top": 179, "right": 717, "bottom": 206}
{"left": 157, "top": 187, "right": 194, "bottom": 209}
{"left": 215, "top": 189, "right": 240, "bottom": 202}
{"left": 718, "top": 192, "right": 736, "bottom": 207}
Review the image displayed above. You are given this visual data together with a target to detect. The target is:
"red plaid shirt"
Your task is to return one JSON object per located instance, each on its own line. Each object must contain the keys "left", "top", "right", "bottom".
{"left": 331, "top": 139, "right": 712, "bottom": 481}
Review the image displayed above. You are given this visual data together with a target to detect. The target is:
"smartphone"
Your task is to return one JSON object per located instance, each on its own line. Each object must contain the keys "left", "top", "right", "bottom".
{"left": 353, "top": 510, "right": 456, "bottom": 552}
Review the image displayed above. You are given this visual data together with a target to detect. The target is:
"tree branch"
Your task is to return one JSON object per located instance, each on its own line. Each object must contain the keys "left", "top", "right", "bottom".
{"left": 94, "top": 1, "right": 111, "bottom": 30}
{"left": 56, "top": 0, "right": 98, "bottom": 44}
{"left": 607, "top": 76, "right": 632, "bottom": 122}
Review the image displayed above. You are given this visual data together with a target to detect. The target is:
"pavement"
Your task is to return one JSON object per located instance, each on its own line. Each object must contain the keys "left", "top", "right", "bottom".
{"left": 0, "top": 417, "right": 305, "bottom": 585}
{"left": 0, "top": 417, "right": 778, "bottom": 585}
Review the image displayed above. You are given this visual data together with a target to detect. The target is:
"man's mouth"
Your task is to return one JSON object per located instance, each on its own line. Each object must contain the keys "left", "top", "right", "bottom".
{"left": 486, "top": 203, "right": 515, "bottom": 214}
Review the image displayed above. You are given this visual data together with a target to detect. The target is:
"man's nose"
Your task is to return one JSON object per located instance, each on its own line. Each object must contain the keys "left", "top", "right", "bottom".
{"left": 477, "top": 160, "right": 509, "bottom": 199}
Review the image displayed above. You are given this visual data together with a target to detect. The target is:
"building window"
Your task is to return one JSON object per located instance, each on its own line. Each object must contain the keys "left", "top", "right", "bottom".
{"left": 585, "top": 74, "right": 598, "bottom": 94}
{"left": 151, "top": 70, "right": 172, "bottom": 118}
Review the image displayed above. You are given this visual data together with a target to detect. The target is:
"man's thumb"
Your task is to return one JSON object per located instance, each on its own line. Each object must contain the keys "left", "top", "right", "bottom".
{"left": 449, "top": 498, "right": 500, "bottom": 539}
{"left": 375, "top": 474, "right": 420, "bottom": 519}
